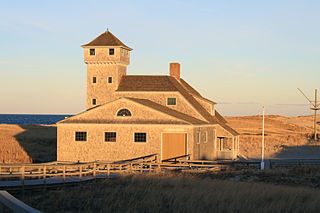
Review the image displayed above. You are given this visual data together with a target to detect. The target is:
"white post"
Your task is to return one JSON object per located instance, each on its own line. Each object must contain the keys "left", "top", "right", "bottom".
{"left": 261, "top": 106, "right": 265, "bottom": 170}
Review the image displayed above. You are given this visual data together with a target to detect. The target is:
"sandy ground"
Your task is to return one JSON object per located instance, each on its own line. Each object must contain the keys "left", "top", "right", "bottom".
{"left": 226, "top": 115, "right": 320, "bottom": 159}
{"left": 0, "top": 115, "right": 319, "bottom": 163}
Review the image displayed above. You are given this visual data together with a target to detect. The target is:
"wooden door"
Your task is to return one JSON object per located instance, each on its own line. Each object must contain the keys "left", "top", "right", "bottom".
{"left": 162, "top": 133, "right": 187, "bottom": 160}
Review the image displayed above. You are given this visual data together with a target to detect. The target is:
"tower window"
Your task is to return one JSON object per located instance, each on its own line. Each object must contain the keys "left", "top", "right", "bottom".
{"left": 134, "top": 132, "right": 147, "bottom": 143}
{"left": 93, "top": 77, "right": 96, "bottom": 83}
{"left": 108, "top": 77, "right": 113, "bottom": 83}
{"left": 105, "top": 132, "right": 117, "bottom": 142}
{"left": 92, "top": 99, "right": 97, "bottom": 105}
{"left": 109, "top": 48, "right": 114, "bottom": 55}
{"left": 117, "top": 109, "right": 131, "bottom": 117}
{"left": 75, "top": 132, "right": 87, "bottom": 142}
{"left": 90, "top": 49, "right": 95, "bottom": 56}
{"left": 167, "top": 98, "right": 176, "bottom": 105}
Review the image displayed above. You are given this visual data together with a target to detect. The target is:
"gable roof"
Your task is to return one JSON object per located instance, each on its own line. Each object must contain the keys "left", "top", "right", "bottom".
{"left": 58, "top": 97, "right": 207, "bottom": 125}
{"left": 117, "top": 76, "right": 178, "bottom": 92}
{"left": 82, "top": 31, "right": 132, "bottom": 50}
{"left": 126, "top": 97, "right": 208, "bottom": 125}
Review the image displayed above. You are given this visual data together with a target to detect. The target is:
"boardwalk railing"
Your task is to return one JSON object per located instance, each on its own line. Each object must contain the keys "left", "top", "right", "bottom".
{"left": 269, "top": 159, "right": 320, "bottom": 168}
{"left": 0, "top": 190, "right": 41, "bottom": 213}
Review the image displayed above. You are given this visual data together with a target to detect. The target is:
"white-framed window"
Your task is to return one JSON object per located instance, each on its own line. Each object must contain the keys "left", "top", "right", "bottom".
{"left": 167, "top": 98, "right": 176, "bottom": 105}
{"left": 93, "top": 77, "right": 96, "bottom": 83}
{"left": 89, "top": 48, "right": 95, "bottom": 55}
{"left": 107, "top": 77, "right": 113, "bottom": 84}
{"left": 204, "top": 131, "right": 208, "bottom": 143}
{"left": 197, "top": 132, "right": 201, "bottom": 144}
{"left": 134, "top": 132, "right": 147, "bottom": 143}
{"left": 105, "top": 132, "right": 116, "bottom": 142}
{"left": 92, "top": 99, "right": 97, "bottom": 105}
{"left": 75, "top": 132, "right": 87, "bottom": 142}
{"left": 109, "top": 48, "right": 114, "bottom": 55}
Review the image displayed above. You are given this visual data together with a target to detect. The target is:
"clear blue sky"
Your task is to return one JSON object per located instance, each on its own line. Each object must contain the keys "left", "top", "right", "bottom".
{"left": 0, "top": 0, "right": 319, "bottom": 116}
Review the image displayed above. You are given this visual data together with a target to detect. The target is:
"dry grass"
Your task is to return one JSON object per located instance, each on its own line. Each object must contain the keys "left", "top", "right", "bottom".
{"left": 0, "top": 124, "right": 56, "bottom": 163}
{"left": 13, "top": 173, "right": 320, "bottom": 213}
{"left": 226, "top": 115, "right": 317, "bottom": 158}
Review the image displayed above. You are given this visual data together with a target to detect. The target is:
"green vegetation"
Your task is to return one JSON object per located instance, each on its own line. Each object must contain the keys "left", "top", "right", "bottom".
{"left": 13, "top": 171, "right": 320, "bottom": 213}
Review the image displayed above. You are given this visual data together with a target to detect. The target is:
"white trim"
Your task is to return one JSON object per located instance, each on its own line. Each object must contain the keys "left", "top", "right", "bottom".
{"left": 204, "top": 131, "right": 208, "bottom": 143}
{"left": 196, "top": 131, "right": 201, "bottom": 144}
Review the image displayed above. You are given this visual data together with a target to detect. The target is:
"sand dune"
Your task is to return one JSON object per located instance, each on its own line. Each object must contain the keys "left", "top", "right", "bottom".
{"left": 0, "top": 124, "right": 56, "bottom": 163}
{"left": 226, "top": 115, "right": 318, "bottom": 159}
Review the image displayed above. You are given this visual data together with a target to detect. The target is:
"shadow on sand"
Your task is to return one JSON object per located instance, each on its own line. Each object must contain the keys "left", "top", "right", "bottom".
{"left": 14, "top": 125, "right": 57, "bottom": 163}
{"left": 272, "top": 144, "right": 320, "bottom": 159}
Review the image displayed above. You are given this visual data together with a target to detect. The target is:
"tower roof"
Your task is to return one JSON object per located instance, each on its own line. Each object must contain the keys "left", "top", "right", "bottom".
{"left": 82, "top": 30, "right": 132, "bottom": 50}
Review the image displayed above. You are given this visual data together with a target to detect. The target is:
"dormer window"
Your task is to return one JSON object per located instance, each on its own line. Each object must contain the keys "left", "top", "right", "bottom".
{"left": 90, "top": 48, "right": 95, "bottom": 56}
{"left": 167, "top": 98, "right": 176, "bottom": 105}
{"left": 109, "top": 48, "right": 114, "bottom": 55}
{"left": 117, "top": 109, "right": 131, "bottom": 117}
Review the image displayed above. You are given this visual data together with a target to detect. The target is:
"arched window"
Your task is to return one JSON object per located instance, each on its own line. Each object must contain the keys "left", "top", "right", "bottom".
{"left": 117, "top": 109, "right": 132, "bottom": 117}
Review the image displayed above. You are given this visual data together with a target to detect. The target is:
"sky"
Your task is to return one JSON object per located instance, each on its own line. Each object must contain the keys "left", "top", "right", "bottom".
{"left": 0, "top": 0, "right": 319, "bottom": 116}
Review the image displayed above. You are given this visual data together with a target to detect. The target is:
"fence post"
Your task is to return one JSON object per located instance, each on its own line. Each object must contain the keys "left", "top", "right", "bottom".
{"left": 107, "top": 164, "right": 110, "bottom": 176}
{"left": 93, "top": 163, "right": 96, "bottom": 178}
{"left": 43, "top": 166, "right": 47, "bottom": 184}
{"left": 20, "top": 166, "right": 25, "bottom": 185}
{"left": 79, "top": 165, "right": 82, "bottom": 180}
{"left": 63, "top": 165, "right": 66, "bottom": 182}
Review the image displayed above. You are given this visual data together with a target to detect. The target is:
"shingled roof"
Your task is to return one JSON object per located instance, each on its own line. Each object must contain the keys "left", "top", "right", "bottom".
{"left": 82, "top": 31, "right": 132, "bottom": 50}
{"left": 117, "top": 76, "right": 178, "bottom": 92}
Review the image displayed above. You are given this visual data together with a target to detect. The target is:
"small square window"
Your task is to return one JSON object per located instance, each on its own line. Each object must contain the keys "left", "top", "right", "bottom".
{"left": 167, "top": 98, "right": 176, "bottom": 105}
{"left": 92, "top": 99, "right": 96, "bottom": 105}
{"left": 109, "top": 48, "right": 114, "bottom": 55}
{"left": 75, "top": 132, "right": 87, "bottom": 141}
{"left": 108, "top": 77, "right": 113, "bottom": 84}
{"left": 90, "top": 49, "right": 95, "bottom": 56}
{"left": 105, "top": 132, "right": 116, "bottom": 142}
{"left": 93, "top": 77, "right": 96, "bottom": 83}
{"left": 134, "top": 132, "right": 146, "bottom": 143}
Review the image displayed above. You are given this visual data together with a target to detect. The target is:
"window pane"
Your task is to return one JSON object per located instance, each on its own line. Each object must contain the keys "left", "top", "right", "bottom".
{"left": 117, "top": 109, "right": 131, "bottom": 117}
{"left": 134, "top": 132, "right": 146, "bottom": 142}
{"left": 105, "top": 132, "right": 116, "bottom": 142}
{"left": 90, "top": 49, "right": 95, "bottom": 55}
{"left": 108, "top": 77, "right": 113, "bottom": 83}
{"left": 109, "top": 48, "right": 114, "bottom": 55}
{"left": 75, "top": 132, "right": 87, "bottom": 141}
{"left": 93, "top": 77, "right": 96, "bottom": 83}
{"left": 167, "top": 98, "right": 176, "bottom": 105}
{"left": 92, "top": 99, "right": 96, "bottom": 105}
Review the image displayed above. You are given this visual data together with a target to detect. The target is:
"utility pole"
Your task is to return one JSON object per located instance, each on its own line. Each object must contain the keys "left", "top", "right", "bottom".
{"left": 261, "top": 106, "right": 265, "bottom": 170}
{"left": 298, "top": 88, "right": 319, "bottom": 141}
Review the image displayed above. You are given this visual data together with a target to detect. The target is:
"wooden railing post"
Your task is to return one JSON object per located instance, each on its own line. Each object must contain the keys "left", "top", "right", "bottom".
{"left": 43, "top": 165, "right": 47, "bottom": 184}
{"left": 63, "top": 165, "right": 66, "bottom": 182}
{"left": 93, "top": 163, "right": 96, "bottom": 178}
{"left": 79, "top": 165, "right": 83, "bottom": 180}
{"left": 107, "top": 164, "right": 110, "bottom": 176}
{"left": 20, "top": 166, "right": 25, "bottom": 185}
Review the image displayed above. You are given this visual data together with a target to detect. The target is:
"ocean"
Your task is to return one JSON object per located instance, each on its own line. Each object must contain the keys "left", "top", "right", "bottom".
{"left": 0, "top": 114, "right": 73, "bottom": 125}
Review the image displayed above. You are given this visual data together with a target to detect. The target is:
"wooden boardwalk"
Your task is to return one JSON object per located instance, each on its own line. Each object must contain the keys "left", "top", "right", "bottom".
{"left": 1, "top": 154, "right": 245, "bottom": 188}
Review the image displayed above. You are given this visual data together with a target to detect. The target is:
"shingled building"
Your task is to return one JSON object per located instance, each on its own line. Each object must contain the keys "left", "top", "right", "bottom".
{"left": 57, "top": 30, "right": 239, "bottom": 162}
